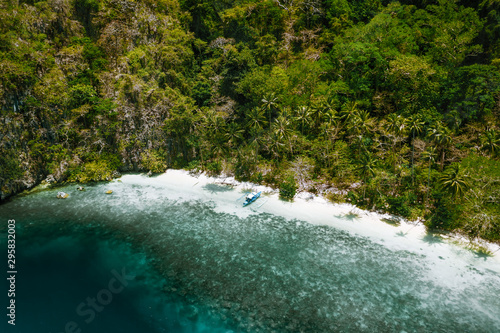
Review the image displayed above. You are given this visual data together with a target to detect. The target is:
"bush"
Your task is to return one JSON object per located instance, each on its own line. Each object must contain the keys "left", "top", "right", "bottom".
{"left": 425, "top": 191, "right": 461, "bottom": 231}
{"left": 206, "top": 160, "right": 222, "bottom": 176}
{"left": 140, "top": 149, "right": 167, "bottom": 173}
{"left": 387, "top": 195, "right": 411, "bottom": 218}
{"left": 69, "top": 84, "right": 97, "bottom": 108}
{"left": 279, "top": 176, "right": 297, "bottom": 200}
{"left": 234, "top": 149, "right": 257, "bottom": 181}
{"left": 68, "top": 153, "right": 122, "bottom": 183}
{"left": 346, "top": 190, "right": 359, "bottom": 204}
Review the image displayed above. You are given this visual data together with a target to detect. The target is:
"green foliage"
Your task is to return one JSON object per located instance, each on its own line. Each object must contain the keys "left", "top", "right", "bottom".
{"left": 68, "top": 153, "right": 122, "bottom": 183}
{"left": 233, "top": 147, "right": 258, "bottom": 181}
{"left": 279, "top": 175, "right": 297, "bottom": 201}
{"left": 70, "top": 37, "right": 107, "bottom": 72}
{"left": 425, "top": 190, "right": 461, "bottom": 231}
{"left": 438, "top": 164, "right": 470, "bottom": 199}
{"left": 1, "top": 0, "right": 500, "bottom": 243}
{"left": 69, "top": 84, "right": 97, "bottom": 109}
{"left": 205, "top": 160, "right": 222, "bottom": 176}
{"left": 457, "top": 154, "right": 500, "bottom": 241}
{"left": 386, "top": 194, "right": 415, "bottom": 218}
{"left": 192, "top": 81, "right": 212, "bottom": 106}
{"left": 441, "top": 65, "right": 500, "bottom": 124}
{"left": 140, "top": 149, "right": 167, "bottom": 173}
{"left": 0, "top": 150, "right": 24, "bottom": 181}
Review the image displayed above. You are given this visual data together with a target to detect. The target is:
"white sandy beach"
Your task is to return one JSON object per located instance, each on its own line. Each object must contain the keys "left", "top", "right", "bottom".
{"left": 111, "top": 169, "right": 500, "bottom": 280}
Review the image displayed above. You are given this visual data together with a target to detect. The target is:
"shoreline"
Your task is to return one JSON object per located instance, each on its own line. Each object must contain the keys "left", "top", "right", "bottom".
{"left": 7, "top": 168, "right": 500, "bottom": 262}
{"left": 6, "top": 169, "right": 500, "bottom": 332}
{"left": 118, "top": 169, "right": 500, "bottom": 262}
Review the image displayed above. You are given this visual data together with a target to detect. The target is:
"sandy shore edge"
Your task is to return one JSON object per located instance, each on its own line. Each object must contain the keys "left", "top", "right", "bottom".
{"left": 127, "top": 169, "right": 500, "bottom": 260}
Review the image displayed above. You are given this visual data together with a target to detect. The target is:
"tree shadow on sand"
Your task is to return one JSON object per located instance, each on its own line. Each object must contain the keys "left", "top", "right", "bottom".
{"left": 202, "top": 183, "right": 235, "bottom": 194}
{"left": 334, "top": 212, "right": 360, "bottom": 221}
{"left": 422, "top": 232, "right": 444, "bottom": 245}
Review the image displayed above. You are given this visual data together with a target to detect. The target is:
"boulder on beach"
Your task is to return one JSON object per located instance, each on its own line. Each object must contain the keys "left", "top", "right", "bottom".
{"left": 106, "top": 190, "right": 113, "bottom": 194}
{"left": 57, "top": 192, "right": 69, "bottom": 199}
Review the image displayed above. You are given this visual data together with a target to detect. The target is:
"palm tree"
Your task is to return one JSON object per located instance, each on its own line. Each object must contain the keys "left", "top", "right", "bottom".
{"left": 407, "top": 115, "right": 425, "bottom": 185}
{"left": 438, "top": 164, "right": 470, "bottom": 200}
{"left": 261, "top": 93, "right": 278, "bottom": 130}
{"left": 352, "top": 109, "right": 375, "bottom": 136}
{"left": 248, "top": 127, "right": 265, "bottom": 155}
{"left": 280, "top": 105, "right": 293, "bottom": 119}
{"left": 211, "top": 135, "right": 229, "bottom": 160}
{"left": 309, "top": 104, "right": 324, "bottom": 132}
{"left": 422, "top": 146, "right": 437, "bottom": 207}
{"left": 427, "top": 123, "right": 452, "bottom": 171}
{"left": 294, "top": 105, "right": 311, "bottom": 136}
{"left": 481, "top": 129, "right": 499, "bottom": 156}
{"left": 340, "top": 101, "right": 359, "bottom": 124}
{"left": 384, "top": 113, "right": 407, "bottom": 149}
{"left": 203, "top": 110, "right": 225, "bottom": 139}
{"left": 320, "top": 119, "right": 341, "bottom": 168}
{"left": 357, "top": 153, "right": 377, "bottom": 199}
{"left": 273, "top": 115, "right": 294, "bottom": 155}
{"left": 266, "top": 132, "right": 285, "bottom": 161}
{"left": 246, "top": 107, "right": 267, "bottom": 132}
{"left": 224, "top": 122, "right": 244, "bottom": 149}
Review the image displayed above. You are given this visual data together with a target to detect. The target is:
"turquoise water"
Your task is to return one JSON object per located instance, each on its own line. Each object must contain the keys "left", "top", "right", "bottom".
{"left": 1, "top": 178, "right": 500, "bottom": 332}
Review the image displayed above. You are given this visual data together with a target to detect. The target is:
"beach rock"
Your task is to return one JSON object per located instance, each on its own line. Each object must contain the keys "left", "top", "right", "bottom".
{"left": 45, "top": 175, "right": 56, "bottom": 184}
{"left": 106, "top": 190, "right": 113, "bottom": 194}
{"left": 57, "top": 191, "right": 69, "bottom": 199}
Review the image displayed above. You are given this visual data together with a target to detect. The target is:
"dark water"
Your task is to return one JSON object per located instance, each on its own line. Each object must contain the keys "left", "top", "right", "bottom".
{"left": 1, "top": 178, "right": 500, "bottom": 332}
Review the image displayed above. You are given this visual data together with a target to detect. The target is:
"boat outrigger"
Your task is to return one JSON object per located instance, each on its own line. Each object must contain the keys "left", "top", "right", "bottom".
{"left": 243, "top": 191, "right": 261, "bottom": 207}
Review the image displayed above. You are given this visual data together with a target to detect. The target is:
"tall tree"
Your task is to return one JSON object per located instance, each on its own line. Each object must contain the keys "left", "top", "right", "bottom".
{"left": 407, "top": 114, "right": 425, "bottom": 185}
{"left": 357, "top": 152, "right": 377, "bottom": 199}
{"left": 261, "top": 93, "right": 279, "bottom": 130}
{"left": 225, "top": 122, "right": 244, "bottom": 149}
{"left": 427, "top": 123, "right": 452, "bottom": 171}
{"left": 422, "top": 146, "right": 437, "bottom": 207}
{"left": 246, "top": 107, "right": 267, "bottom": 132}
{"left": 294, "top": 105, "right": 311, "bottom": 136}
{"left": 273, "top": 114, "right": 294, "bottom": 155}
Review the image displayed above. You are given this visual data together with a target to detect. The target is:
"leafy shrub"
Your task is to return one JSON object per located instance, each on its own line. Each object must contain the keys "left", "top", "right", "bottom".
{"left": 68, "top": 153, "right": 122, "bottom": 183}
{"left": 234, "top": 149, "right": 257, "bottom": 181}
{"left": 279, "top": 176, "right": 297, "bottom": 200}
{"left": 206, "top": 161, "right": 222, "bottom": 176}
{"left": 425, "top": 191, "right": 461, "bottom": 231}
{"left": 387, "top": 195, "right": 411, "bottom": 218}
{"left": 192, "top": 81, "right": 212, "bottom": 106}
{"left": 346, "top": 191, "right": 359, "bottom": 204}
{"left": 140, "top": 149, "right": 167, "bottom": 173}
{"left": 69, "top": 84, "right": 97, "bottom": 108}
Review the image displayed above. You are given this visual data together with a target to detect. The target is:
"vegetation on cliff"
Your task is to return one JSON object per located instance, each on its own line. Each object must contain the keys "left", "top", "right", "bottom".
{"left": 0, "top": 0, "right": 499, "bottom": 241}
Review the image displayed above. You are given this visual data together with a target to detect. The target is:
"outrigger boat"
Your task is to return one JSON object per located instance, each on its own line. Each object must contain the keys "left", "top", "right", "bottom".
{"left": 243, "top": 191, "right": 261, "bottom": 207}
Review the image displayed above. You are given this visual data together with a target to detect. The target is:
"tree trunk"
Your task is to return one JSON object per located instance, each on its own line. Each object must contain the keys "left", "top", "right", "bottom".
{"left": 440, "top": 149, "right": 445, "bottom": 171}
{"left": 426, "top": 159, "right": 431, "bottom": 208}
{"left": 411, "top": 131, "right": 415, "bottom": 186}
